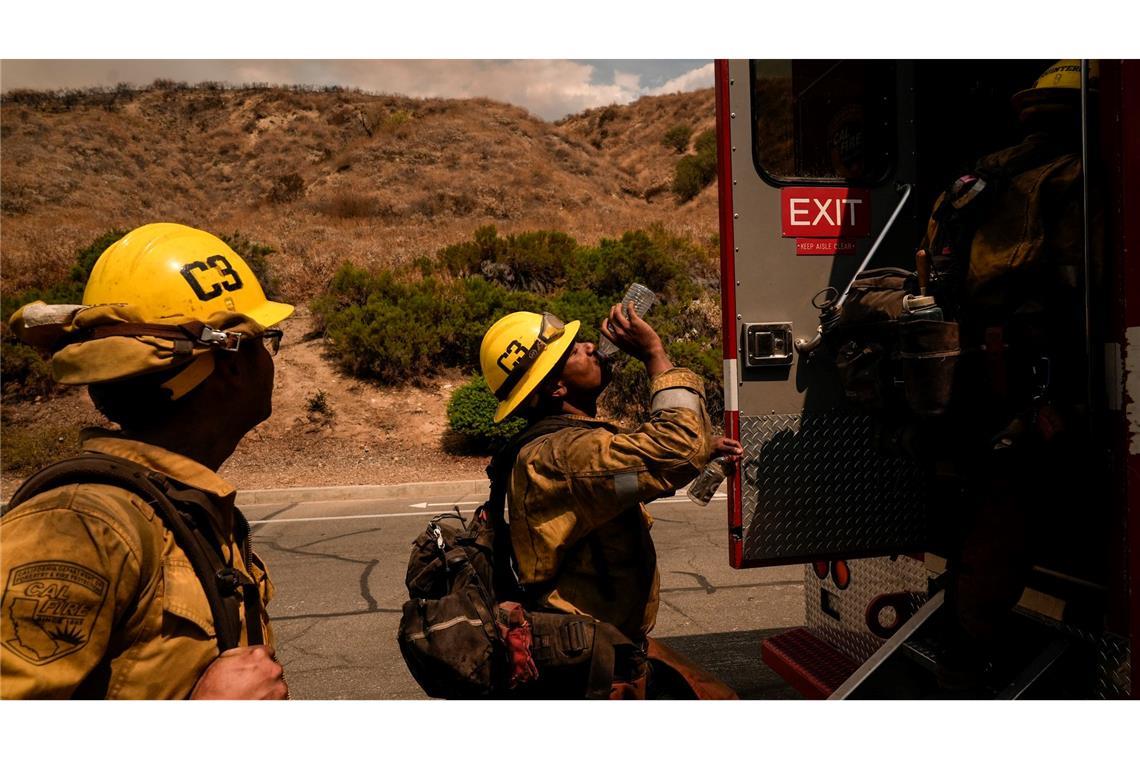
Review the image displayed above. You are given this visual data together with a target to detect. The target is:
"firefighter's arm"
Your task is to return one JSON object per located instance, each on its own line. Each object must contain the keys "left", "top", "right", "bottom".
{"left": 0, "top": 490, "right": 143, "bottom": 699}
{"left": 559, "top": 367, "right": 713, "bottom": 534}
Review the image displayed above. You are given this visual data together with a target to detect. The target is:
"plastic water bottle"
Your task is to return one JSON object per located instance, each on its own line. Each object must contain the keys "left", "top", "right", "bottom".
{"left": 686, "top": 457, "right": 732, "bottom": 506}
{"left": 596, "top": 283, "right": 657, "bottom": 360}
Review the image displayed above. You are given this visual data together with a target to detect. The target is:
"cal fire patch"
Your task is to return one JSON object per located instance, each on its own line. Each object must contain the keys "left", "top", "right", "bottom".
{"left": 2, "top": 562, "right": 108, "bottom": 665}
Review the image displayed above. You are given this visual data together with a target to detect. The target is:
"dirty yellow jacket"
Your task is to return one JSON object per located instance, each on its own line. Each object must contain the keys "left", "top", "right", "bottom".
{"left": 1, "top": 431, "right": 274, "bottom": 699}
{"left": 507, "top": 367, "right": 713, "bottom": 642}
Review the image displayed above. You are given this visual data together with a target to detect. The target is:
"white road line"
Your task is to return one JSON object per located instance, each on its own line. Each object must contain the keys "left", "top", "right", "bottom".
{"left": 249, "top": 493, "right": 725, "bottom": 526}
{"left": 654, "top": 494, "right": 727, "bottom": 506}
{"left": 408, "top": 500, "right": 484, "bottom": 509}
{"left": 250, "top": 509, "right": 477, "bottom": 525}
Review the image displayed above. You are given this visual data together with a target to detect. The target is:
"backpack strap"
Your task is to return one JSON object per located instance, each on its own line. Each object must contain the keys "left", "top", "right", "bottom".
{"left": 483, "top": 416, "right": 608, "bottom": 601}
{"left": 5, "top": 452, "right": 252, "bottom": 653}
{"left": 526, "top": 610, "right": 639, "bottom": 699}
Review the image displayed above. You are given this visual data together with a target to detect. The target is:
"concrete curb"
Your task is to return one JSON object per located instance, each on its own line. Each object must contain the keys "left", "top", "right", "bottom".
{"left": 234, "top": 479, "right": 489, "bottom": 507}
{"left": 234, "top": 478, "right": 727, "bottom": 507}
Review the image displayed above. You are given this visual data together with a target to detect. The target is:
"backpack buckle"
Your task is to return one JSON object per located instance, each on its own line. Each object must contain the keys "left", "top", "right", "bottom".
{"left": 199, "top": 326, "right": 243, "bottom": 351}
{"left": 215, "top": 568, "right": 241, "bottom": 596}
{"left": 559, "top": 620, "right": 588, "bottom": 654}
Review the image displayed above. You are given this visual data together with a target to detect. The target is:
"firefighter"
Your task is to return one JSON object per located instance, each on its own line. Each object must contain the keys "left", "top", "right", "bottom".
{"left": 926, "top": 61, "right": 1097, "bottom": 687}
{"left": 1, "top": 223, "right": 292, "bottom": 699}
{"left": 479, "top": 303, "right": 739, "bottom": 698}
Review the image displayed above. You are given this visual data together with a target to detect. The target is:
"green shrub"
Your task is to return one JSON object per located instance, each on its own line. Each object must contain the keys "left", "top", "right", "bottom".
{"left": 0, "top": 343, "right": 57, "bottom": 400}
{"left": 440, "top": 226, "right": 578, "bottom": 293}
{"left": 672, "top": 128, "right": 718, "bottom": 203}
{"left": 306, "top": 389, "right": 332, "bottom": 416}
{"left": 662, "top": 124, "right": 692, "bottom": 153}
{"left": 311, "top": 265, "right": 543, "bottom": 384}
{"left": 694, "top": 128, "right": 717, "bottom": 155}
{"left": 672, "top": 156, "right": 707, "bottom": 203}
{"left": 446, "top": 375, "right": 527, "bottom": 453}
{"left": 312, "top": 226, "right": 723, "bottom": 426}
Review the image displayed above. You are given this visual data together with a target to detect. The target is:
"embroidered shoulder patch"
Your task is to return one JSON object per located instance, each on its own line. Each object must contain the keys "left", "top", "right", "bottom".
{"left": 2, "top": 562, "right": 108, "bottom": 665}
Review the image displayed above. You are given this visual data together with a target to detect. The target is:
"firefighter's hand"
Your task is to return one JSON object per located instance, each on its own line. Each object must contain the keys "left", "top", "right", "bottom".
{"left": 712, "top": 437, "right": 744, "bottom": 472}
{"left": 190, "top": 645, "right": 289, "bottom": 700}
{"left": 601, "top": 301, "right": 673, "bottom": 377}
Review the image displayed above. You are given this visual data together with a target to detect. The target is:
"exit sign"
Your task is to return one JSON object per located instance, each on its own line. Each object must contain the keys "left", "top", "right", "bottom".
{"left": 781, "top": 187, "right": 872, "bottom": 239}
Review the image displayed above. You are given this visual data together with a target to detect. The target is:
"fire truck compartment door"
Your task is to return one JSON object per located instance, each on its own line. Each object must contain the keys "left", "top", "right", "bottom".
{"left": 723, "top": 60, "right": 926, "bottom": 568}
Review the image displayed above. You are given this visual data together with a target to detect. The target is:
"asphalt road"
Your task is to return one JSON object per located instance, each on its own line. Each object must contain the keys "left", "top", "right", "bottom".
{"left": 246, "top": 487, "right": 805, "bottom": 699}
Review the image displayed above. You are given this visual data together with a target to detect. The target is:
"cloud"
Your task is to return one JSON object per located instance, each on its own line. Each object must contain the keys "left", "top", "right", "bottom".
{"left": 647, "top": 62, "right": 714, "bottom": 96}
{"left": 612, "top": 70, "right": 643, "bottom": 93}
{"left": 0, "top": 60, "right": 713, "bottom": 120}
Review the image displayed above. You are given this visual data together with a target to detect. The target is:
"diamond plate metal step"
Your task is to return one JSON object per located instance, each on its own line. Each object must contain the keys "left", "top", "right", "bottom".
{"left": 760, "top": 627, "right": 859, "bottom": 699}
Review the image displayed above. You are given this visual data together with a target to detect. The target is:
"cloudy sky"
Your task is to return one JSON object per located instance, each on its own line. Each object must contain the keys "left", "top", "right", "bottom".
{"left": 0, "top": 60, "right": 713, "bottom": 121}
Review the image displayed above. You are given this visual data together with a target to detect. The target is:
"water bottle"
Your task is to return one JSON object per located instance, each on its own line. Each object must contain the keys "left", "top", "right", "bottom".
{"left": 900, "top": 249, "right": 944, "bottom": 322}
{"left": 596, "top": 283, "right": 657, "bottom": 360}
{"left": 900, "top": 294, "right": 944, "bottom": 322}
{"left": 686, "top": 456, "right": 732, "bottom": 506}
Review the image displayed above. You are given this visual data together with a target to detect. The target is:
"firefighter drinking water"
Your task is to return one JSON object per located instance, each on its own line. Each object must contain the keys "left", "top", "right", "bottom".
{"left": 476, "top": 302, "right": 740, "bottom": 698}
{"left": 1, "top": 223, "right": 292, "bottom": 699}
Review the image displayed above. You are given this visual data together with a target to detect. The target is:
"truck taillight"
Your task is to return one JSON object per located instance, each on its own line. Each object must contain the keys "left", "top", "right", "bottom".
{"left": 831, "top": 560, "right": 851, "bottom": 590}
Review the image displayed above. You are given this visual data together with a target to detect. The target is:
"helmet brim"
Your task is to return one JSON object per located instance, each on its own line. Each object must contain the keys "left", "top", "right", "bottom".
{"left": 1011, "top": 86, "right": 1082, "bottom": 114}
{"left": 492, "top": 320, "right": 580, "bottom": 423}
{"left": 244, "top": 299, "right": 295, "bottom": 330}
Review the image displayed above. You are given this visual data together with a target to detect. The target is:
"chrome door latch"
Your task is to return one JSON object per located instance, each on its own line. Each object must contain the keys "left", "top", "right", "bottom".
{"left": 742, "top": 323, "right": 794, "bottom": 367}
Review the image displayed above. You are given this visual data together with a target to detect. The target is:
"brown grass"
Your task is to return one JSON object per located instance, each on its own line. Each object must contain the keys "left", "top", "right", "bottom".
{"left": 1, "top": 84, "right": 719, "bottom": 304}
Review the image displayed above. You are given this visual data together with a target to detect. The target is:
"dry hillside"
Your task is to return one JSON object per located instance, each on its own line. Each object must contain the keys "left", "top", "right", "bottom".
{"left": 0, "top": 83, "right": 719, "bottom": 496}
{"left": 2, "top": 83, "right": 718, "bottom": 303}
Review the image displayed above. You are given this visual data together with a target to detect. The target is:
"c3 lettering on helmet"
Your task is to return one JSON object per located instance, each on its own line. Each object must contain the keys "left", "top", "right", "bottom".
{"left": 179, "top": 255, "right": 244, "bottom": 302}
{"left": 497, "top": 340, "right": 527, "bottom": 374}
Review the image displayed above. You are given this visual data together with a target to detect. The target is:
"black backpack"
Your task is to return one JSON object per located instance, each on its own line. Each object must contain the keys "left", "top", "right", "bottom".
{"left": 397, "top": 417, "right": 639, "bottom": 699}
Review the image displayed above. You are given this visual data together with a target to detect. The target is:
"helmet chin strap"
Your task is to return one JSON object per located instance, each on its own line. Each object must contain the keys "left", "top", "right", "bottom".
{"left": 161, "top": 353, "right": 216, "bottom": 400}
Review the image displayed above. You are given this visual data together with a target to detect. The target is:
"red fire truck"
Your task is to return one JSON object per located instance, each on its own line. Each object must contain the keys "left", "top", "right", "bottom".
{"left": 714, "top": 59, "right": 1138, "bottom": 698}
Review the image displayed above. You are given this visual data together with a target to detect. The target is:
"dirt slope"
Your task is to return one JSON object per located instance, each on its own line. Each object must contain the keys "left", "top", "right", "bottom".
{"left": 1, "top": 84, "right": 718, "bottom": 495}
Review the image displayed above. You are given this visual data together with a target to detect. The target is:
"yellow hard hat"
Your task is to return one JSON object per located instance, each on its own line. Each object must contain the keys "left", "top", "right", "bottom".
{"left": 480, "top": 311, "right": 579, "bottom": 422}
{"left": 1012, "top": 60, "right": 1099, "bottom": 113}
{"left": 83, "top": 222, "right": 293, "bottom": 328}
{"left": 9, "top": 223, "right": 294, "bottom": 400}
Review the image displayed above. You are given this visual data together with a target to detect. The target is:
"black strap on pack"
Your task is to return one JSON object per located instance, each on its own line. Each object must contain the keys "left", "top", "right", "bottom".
{"left": 484, "top": 415, "right": 608, "bottom": 602}
{"left": 4, "top": 452, "right": 261, "bottom": 653}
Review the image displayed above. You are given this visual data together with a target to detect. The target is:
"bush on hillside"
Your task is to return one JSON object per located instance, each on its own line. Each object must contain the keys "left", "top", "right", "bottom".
{"left": 693, "top": 128, "right": 717, "bottom": 155}
{"left": 440, "top": 226, "right": 578, "bottom": 293}
{"left": 662, "top": 124, "right": 693, "bottom": 153}
{"left": 311, "top": 264, "right": 544, "bottom": 384}
{"left": 672, "top": 128, "right": 718, "bottom": 203}
{"left": 313, "top": 225, "right": 722, "bottom": 432}
{"left": 1, "top": 343, "right": 57, "bottom": 401}
{"left": 446, "top": 375, "right": 527, "bottom": 452}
